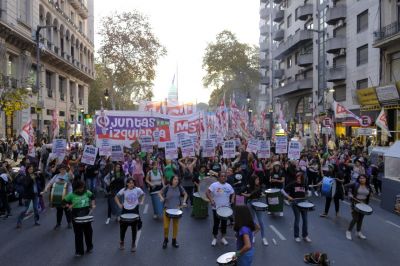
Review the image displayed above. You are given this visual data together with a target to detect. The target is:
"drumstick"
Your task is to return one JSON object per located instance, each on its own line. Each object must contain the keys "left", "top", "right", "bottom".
{"left": 351, "top": 197, "right": 362, "bottom": 203}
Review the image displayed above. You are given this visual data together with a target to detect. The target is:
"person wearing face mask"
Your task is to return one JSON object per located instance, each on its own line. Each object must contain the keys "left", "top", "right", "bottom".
{"left": 345, "top": 174, "right": 372, "bottom": 240}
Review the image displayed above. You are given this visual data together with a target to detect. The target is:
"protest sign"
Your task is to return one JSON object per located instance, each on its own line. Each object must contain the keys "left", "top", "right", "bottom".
{"left": 202, "top": 139, "right": 216, "bottom": 158}
{"left": 222, "top": 140, "right": 236, "bottom": 159}
{"left": 98, "top": 139, "right": 112, "bottom": 156}
{"left": 52, "top": 139, "right": 67, "bottom": 156}
{"left": 111, "top": 145, "right": 124, "bottom": 162}
{"left": 257, "top": 140, "right": 270, "bottom": 159}
{"left": 276, "top": 136, "right": 288, "bottom": 154}
{"left": 165, "top": 141, "right": 178, "bottom": 160}
{"left": 81, "top": 145, "right": 98, "bottom": 165}
{"left": 246, "top": 139, "right": 259, "bottom": 154}
{"left": 288, "top": 141, "right": 301, "bottom": 160}
{"left": 181, "top": 138, "right": 195, "bottom": 157}
{"left": 140, "top": 135, "right": 154, "bottom": 153}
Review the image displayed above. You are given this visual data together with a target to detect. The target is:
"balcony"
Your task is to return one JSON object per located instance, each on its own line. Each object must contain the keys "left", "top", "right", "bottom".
{"left": 260, "top": 6, "right": 270, "bottom": 19}
{"left": 298, "top": 53, "right": 313, "bottom": 67}
{"left": 273, "top": 30, "right": 313, "bottom": 60}
{"left": 70, "top": 0, "right": 89, "bottom": 19}
{"left": 260, "top": 24, "right": 269, "bottom": 36}
{"left": 261, "top": 0, "right": 267, "bottom": 3}
{"left": 273, "top": 0, "right": 283, "bottom": 4}
{"left": 326, "top": 5, "right": 346, "bottom": 26}
{"left": 261, "top": 77, "right": 270, "bottom": 86}
{"left": 273, "top": 29, "right": 284, "bottom": 41}
{"left": 273, "top": 69, "right": 284, "bottom": 79}
{"left": 373, "top": 21, "right": 400, "bottom": 48}
{"left": 326, "top": 36, "right": 346, "bottom": 54}
{"left": 260, "top": 59, "right": 269, "bottom": 68}
{"left": 297, "top": 4, "right": 313, "bottom": 21}
{"left": 273, "top": 9, "right": 284, "bottom": 23}
{"left": 326, "top": 66, "right": 346, "bottom": 82}
{"left": 260, "top": 41, "right": 269, "bottom": 52}
{"left": 79, "top": 98, "right": 83, "bottom": 105}
{"left": 274, "top": 78, "right": 313, "bottom": 97}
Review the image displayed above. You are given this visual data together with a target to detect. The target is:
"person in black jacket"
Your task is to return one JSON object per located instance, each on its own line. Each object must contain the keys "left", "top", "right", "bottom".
{"left": 16, "top": 164, "right": 43, "bottom": 228}
{"left": 104, "top": 162, "right": 126, "bottom": 224}
{"left": 345, "top": 174, "right": 372, "bottom": 241}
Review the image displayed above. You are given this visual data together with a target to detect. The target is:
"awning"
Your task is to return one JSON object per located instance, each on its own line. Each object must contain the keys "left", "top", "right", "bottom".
{"left": 356, "top": 87, "right": 379, "bottom": 106}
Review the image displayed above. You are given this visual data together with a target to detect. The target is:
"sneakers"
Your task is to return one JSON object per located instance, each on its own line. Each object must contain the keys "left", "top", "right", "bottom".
{"left": 162, "top": 238, "right": 168, "bottom": 249}
{"left": 131, "top": 245, "right": 137, "bottom": 252}
{"left": 221, "top": 237, "right": 228, "bottom": 246}
{"left": 314, "top": 191, "right": 319, "bottom": 197}
{"left": 279, "top": 212, "right": 284, "bottom": 217}
{"left": 119, "top": 241, "right": 125, "bottom": 250}
{"left": 54, "top": 224, "right": 61, "bottom": 230}
{"left": 105, "top": 218, "right": 110, "bottom": 225}
{"left": 346, "top": 231, "right": 352, "bottom": 240}
{"left": 34, "top": 222, "right": 40, "bottom": 226}
{"left": 295, "top": 237, "right": 301, "bottom": 242}
{"left": 16, "top": 224, "right": 21, "bottom": 229}
{"left": 211, "top": 238, "right": 217, "bottom": 246}
{"left": 172, "top": 239, "right": 179, "bottom": 248}
{"left": 153, "top": 214, "right": 158, "bottom": 219}
{"left": 252, "top": 236, "right": 256, "bottom": 244}
{"left": 262, "top": 238, "right": 269, "bottom": 246}
{"left": 75, "top": 253, "right": 83, "bottom": 257}
{"left": 320, "top": 213, "right": 328, "bottom": 218}
{"left": 357, "top": 231, "right": 367, "bottom": 239}
{"left": 303, "top": 236, "right": 312, "bottom": 243}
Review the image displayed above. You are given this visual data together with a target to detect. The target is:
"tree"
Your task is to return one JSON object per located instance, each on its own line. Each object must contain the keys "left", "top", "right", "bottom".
{"left": 202, "top": 30, "right": 260, "bottom": 108}
{"left": 98, "top": 11, "right": 166, "bottom": 110}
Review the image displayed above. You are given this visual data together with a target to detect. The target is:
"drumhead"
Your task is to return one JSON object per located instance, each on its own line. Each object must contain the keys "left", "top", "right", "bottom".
{"left": 150, "top": 190, "right": 161, "bottom": 195}
{"left": 75, "top": 215, "right": 93, "bottom": 220}
{"left": 265, "top": 188, "right": 281, "bottom": 194}
{"left": 166, "top": 209, "right": 183, "bottom": 216}
{"left": 216, "top": 207, "right": 233, "bottom": 217}
{"left": 217, "top": 252, "right": 236, "bottom": 264}
{"left": 297, "top": 202, "right": 315, "bottom": 208}
{"left": 355, "top": 203, "right": 373, "bottom": 213}
{"left": 120, "top": 213, "right": 139, "bottom": 219}
{"left": 251, "top": 202, "right": 268, "bottom": 208}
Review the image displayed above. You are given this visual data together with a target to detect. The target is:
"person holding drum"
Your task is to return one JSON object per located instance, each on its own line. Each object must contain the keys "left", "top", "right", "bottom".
{"left": 206, "top": 171, "right": 235, "bottom": 246}
{"left": 282, "top": 171, "right": 312, "bottom": 243}
{"left": 345, "top": 174, "right": 372, "bottom": 240}
{"left": 159, "top": 175, "right": 188, "bottom": 249}
{"left": 232, "top": 205, "right": 259, "bottom": 266}
{"left": 268, "top": 161, "right": 285, "bottom": 216}
{"left": 242, "top": 174, "right": 268, "bottom": 246}
{"left": 146, "top": 161, "right": 165, "bottom": 219}
{"left": 115, "top": 178, "right": 145, "bottom": 252}
{"left": 63, "top": 180, "right": 96, "bottom": 257}
{"left": 41, "top": 164, "right": 73, "bottom": 230}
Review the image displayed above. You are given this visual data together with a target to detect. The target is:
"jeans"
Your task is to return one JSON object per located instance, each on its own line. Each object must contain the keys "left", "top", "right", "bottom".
{"left": 348, "top": 209, "right": 364, "bottom": 232}
{"left": 324, "top": 196, "right": 340, "bottom": 214}
{"left": 237, "top": 247, "right": 254, "bottom": 266}
{"left": 18, "top": 197, "right": 40, "bottom": 224}
{"left": 72, "top": 221, "right": 93, "bottom": 255}
{"left": 86, "top": 178, "right": 97, "bottom": 194}
{"left": 56, "top": 207, "right": 72, "bottom": 225}
{"left": 120, "top": 207, "right": 140, "bottom": 244}
{"left": 163, "top": 209, "right": 179, "bottom": 239}
{"left": 212, "top": 209, "right": 227, "bottom": 237}
{"left": 291, "top": 204, "right": 308, "bottom": 238}
{"left": 248, "top": 202, "right": 265, "bottom": 238}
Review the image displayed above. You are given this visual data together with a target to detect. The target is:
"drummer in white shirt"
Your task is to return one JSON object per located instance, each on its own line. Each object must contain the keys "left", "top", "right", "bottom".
{"left": 206, "top": 171, "right": 235, "bottom": 247}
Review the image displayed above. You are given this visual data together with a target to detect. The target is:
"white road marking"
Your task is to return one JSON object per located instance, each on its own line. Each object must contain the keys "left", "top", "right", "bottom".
{"left": 135, "top": 230, "right": 142, "bottom": 247}
{"left": 143, "top": 204, "right": 149, "bottom": 214}
{"left": 269, "top": 225, "right": 286, "bottom": 241}
{"left": 272, "top": 238, "right": 277, "bottom": 245}
{"left": 386, "top": 220, "right": 400, "bottom": 229}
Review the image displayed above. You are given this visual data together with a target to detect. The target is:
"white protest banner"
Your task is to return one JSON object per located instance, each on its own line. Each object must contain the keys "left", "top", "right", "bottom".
{"left": 216, "top": 135, "right": 224, "bottom": 145}
{"left": 181, "top": 138, "right": 195, "bottom": 157}
{"left": 276, "top": 136, "right": 288, "bottom": 154}
{"left": 176, "top": 132, "right": 187, "bottom": 147}
{"left": 153, "top": 130, "right": 160, "bottom": 144}
{"left": 246, "top": 139, "right": 259, "bottom": 154}
{"left": 257, "top": 140, "right": 270, "bottom": 159}
{"left": 234, "top": 138, "right": 241, "bottom": 147}
{"left": 202, "top": 139, "right": 216, "bottom": 158}
{"left": 140, "top": 135, "right": 154, "bottom": 153}
{"left": 81, "top": 145, "right": 98, "bottom": 165}
{"left": 209, "top": 133, "right": 218, "bottom": 140}
{"left": 165, "top": 141, "right": 178, "bottom": 160}
{"left": 288, "top": 141, "right": 301, "bottom": 160}
{"left": 98, "top": 139, "right": 112, "bottom": 156}
{"left": 52, "top": 139, "right": 67, "bottom": 156}
{"left": 223, "top": 140, "right": 236, "bottom": 159}
{"left": 111, "top": 145, "right": 124, "bottom": 162}
{"left": 189, "top": 134, "right": 198, "bottom": 146}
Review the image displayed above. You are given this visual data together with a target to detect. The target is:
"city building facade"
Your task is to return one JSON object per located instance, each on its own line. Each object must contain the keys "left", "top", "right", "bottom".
{"left": 258, "top": 0, "right": 396, "bottom": 140}
{"left": 0, "top": 0, "right": 94, "bottom": 140}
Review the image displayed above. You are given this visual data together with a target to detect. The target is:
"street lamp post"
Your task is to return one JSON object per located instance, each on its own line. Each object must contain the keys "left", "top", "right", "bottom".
{"left": 35, "top": 25, "right": 56, "bottom": 141}
{"left": 80, "top": 107, "right": 85, "bottom": 142}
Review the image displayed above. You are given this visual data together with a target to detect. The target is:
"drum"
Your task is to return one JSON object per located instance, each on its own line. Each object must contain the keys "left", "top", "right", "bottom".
{"left": 120, "top": 213, "right": 140, "bottom": 223}
{"left": 355, "top": 203, "right": 373, "bottom": 215}
{"left": 251, "top": 201, "right": 268, "bottom": 212}
{"left": 321, "top": 176, "right": 336, "bottom": 197}
{"left": 150, "top": 191, "right": 163, "bottom": 217}
{"left": 297, "top": 201, "right": 315, "bottom": 211}
{"left": 74, "top": 216, "right": 94, "bottom": 224}
{"left": 192, "top": 192, "right": 208, "bottom": 219}
{"left": 199, "top": 177, "right": 217, "bottom": 202}
{"left": 50, "top": 182, "right": 68, "bottom": 207}
{"left": 165, "top": 209, "right": 183, "bottom": 219}
{"left": 216, "top": 252, "right": 237, "bottom": 266}
{"left": 265, "top": 188, "right": 283, "bottom": 213}
{"left": 216, "top": 206, "right": 233, "bottom": 220}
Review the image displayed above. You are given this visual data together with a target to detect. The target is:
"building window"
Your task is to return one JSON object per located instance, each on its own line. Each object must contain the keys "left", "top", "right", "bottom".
{"left": 357, "top": 45, "right": 368, "bottom": 66}
{"left": 46, "top": 109, "right": 53, "bottom": 116}
{"left": 79, "top": 21, "right": 83, "bottom": 32}
{"left": 59, "top": 111, "right": 65, "bottom": 117}
{"left": 287, "top": 56, "right": 292, "bottom": 68}
{"left": 295, "top": 8, "right": 299, "bottom": 21}
{"left": 356, "top": 78, "right": 368, "bottom": 90}
{"left": 46, "top": 71, "right": 53, "bottom": 98}
{"left": 59, "top": 76, "right": 65, "bottom": 101}
{"left": 287, "top": 14, "right": 292, "bottom": 28}
{"left": 334, "top": 85, "right": 346, "bottom": 101}
{"left": 18, "top": 0, "right": 30, "bottom": 24}
{"left": 357, "top": 10, "right": 368, "bottom": 33}
{"left": 295, "top": 52, "right": 299, "bottom": 65}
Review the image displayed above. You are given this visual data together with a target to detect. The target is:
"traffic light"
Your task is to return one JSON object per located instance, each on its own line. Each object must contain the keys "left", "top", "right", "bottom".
{"left": 84, "top": 114, "right": 93, "bottom": 124}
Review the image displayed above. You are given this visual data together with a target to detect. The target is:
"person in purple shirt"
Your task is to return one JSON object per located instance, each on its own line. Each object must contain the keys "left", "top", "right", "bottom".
{"left": 233, "top": 205, "right": 259, "bottom": 266}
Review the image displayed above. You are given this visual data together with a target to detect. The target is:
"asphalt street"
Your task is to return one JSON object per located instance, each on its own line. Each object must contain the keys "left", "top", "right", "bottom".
{"left": 1, "top": 192, "right": 399, "bottom": 266}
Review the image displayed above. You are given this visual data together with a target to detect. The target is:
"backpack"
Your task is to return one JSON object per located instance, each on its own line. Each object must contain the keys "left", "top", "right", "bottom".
{"left": 321, "top": 176, "right": 336, "bottom": 197}
{"left": 163, "top": 185, "right": 185, "bottom": 198}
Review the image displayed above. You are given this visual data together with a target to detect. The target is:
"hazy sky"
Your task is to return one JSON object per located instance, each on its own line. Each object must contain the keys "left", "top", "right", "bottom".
{"left": 94, "top": 0, "right": 260, "bottom": 104}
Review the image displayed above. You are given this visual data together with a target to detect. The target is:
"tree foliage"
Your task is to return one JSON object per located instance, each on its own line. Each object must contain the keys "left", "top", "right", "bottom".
{"left": 97, "top": 11, "right": 166, "bottom": 109}
{"left": 202, "top": 30, "right": 260, "bottom": 108}
{"left": 0, "top": 75, "right": 30, "bottom": 115}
